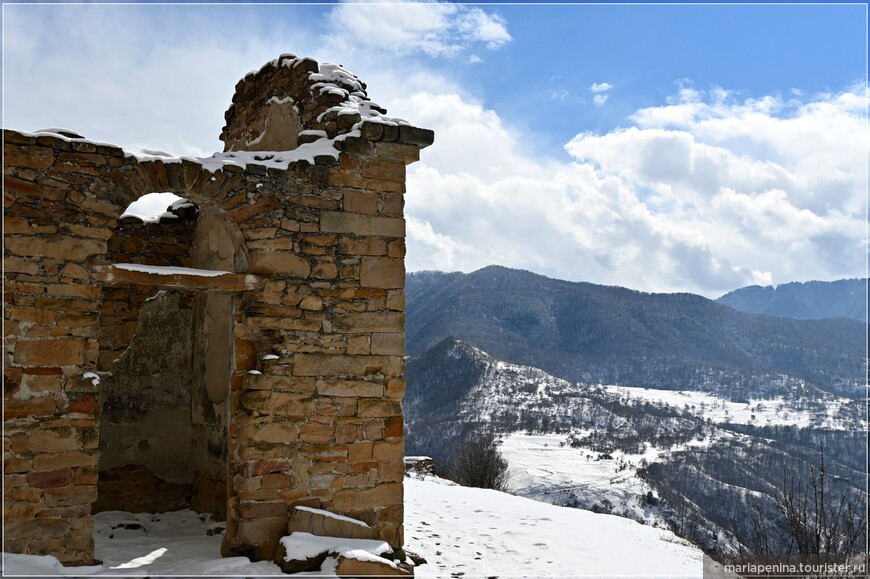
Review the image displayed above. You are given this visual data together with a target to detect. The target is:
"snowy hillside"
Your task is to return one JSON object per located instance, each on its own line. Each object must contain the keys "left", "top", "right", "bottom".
{"left": 405, "top": 340, "right": 866, "bottom": 553}
{"left": 404, "top": 474, "right": 704, "bottom": 577}
{"left": 594, "top": 384, "right": 856, "bottom": 430}
{"left": 1, "top": 475, "right": 704, "bottom": 577}
{"left": 500, "top": 432, "right": 667, "bottom": 524}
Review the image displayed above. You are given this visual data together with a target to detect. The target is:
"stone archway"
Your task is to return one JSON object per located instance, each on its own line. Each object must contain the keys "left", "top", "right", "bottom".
{"left": 90, "top": 195, "right": 252, "bottom": 521}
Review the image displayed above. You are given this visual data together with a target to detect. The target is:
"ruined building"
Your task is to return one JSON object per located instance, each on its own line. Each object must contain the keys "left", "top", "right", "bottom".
{"left": 3, "top": 54, "right": 433, "bottom": 565}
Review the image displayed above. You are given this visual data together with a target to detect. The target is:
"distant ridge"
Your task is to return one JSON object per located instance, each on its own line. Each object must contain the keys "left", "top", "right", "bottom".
{"left": 717, "top": 278, "right": 866, "bottom": 322}
{"left": 406, "top": 266, "right": 865, "bottom": 398}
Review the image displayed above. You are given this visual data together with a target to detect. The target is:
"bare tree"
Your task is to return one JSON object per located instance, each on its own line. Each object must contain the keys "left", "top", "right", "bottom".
{"left": 720, "top": 448, "right": 866, "bottom": 566}
{"left": 776, "top": 451, "right": 866, "bottom": 560}
{"left": 449, "top": 431, "right": 510, "bottom": 491}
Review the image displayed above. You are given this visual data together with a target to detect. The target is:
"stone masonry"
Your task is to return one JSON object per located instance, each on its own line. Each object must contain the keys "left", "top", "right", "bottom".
{"left": 3, "top": 53, "right": 433, "bottom": 564}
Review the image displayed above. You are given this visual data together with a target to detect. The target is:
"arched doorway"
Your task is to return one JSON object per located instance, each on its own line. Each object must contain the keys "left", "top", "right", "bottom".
{"left": 91, "top": 193, "right": 255, "bottom": 521}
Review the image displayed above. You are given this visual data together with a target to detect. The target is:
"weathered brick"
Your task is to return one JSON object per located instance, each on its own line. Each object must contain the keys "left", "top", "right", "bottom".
{"left": 316, "top": 380, "right": 384, "bottom": 398}
{"left": 27, "top": 429, "right": 82, "bottom": 452}
{"left": 360, "top": 257, "right": 404, "bottom": 289}
{"left": 320, "top": 212, "right": 404, "bottom": 238}
{"left": 4, "top": 456, "right": 32, "bottom": 474}
{"left": 332, "top": 312, "right": 403, "bottom": 333}
{"left": 13, "top": 339, "right": 85, "bottom": 366}
{"left": 4, "top": 145, "right": 55, "bottom": 169}
{"left": 33, "top": 452, "right": 98, "bottom": 471}
{"left": 4, "top": 236, "right": 106, "bottom": 261}
{"left": 242, "top": 391, "right": 314, "bottom": 417}
{"left": 292, "top": 354, "right": 402, "bottom": 377}
{"left": 347, "top": 441, "right": 374, "bottom": 464}
{"left": 332, "top": 482, "right": 402, "bottom": 512}
{"left": 373, "top": 440, "right": 403, "bottom": 461}
{"left": 238, "top": 501, "right": 288, "bottom": 519}
{"left": 42, "top": 484, "right": 97, "bottom": 507}
{"left": 260, "top": 473, "right": 295, "bottom": 489}
{"left": 298, "top": 296, "right": 323, "bottom": 311}
{"left": 299, "top": 422, "right": 335, "bottom": 444}
{"left": 343, "top": 190, "right": 378, "bottom": 214}
{"left": 240, "top": 460, "right": 293, "bottom": 478}
{"left": 244, "top": 374, "right": 315, "bottom": 393}
{"left": 358, "top": 400, "right": 402, "bottom": 418}
{"left": 28, "top": 468, "right": 72, "bottom": 489}
{"left": 4, "top": 398, "right": 58, "bottom": 420}
{"left": 10, "top": 486, "right": 44, "bottom": 502}
{"left": 67, "top": 394, "right": 97, "bottom": 415}
{"left": 248, "top": 251, "right": 310, "bottom": 278}
{"left": 378, "top": 459, "right": 404, "bottom": 483}
{"left": 4, "top": 256, "right": 41, "bottom": 275}
{"left": 384, "top": 415, "right": 403, "bottom": 438}
{"left": 244, "top": 422, "right": 299, "bottom": 444}
{"left": 370, "top": 333, "right": 405, "bottom": 356}
{"left": 338, "top": 237, "right": 387, "bottom": 256}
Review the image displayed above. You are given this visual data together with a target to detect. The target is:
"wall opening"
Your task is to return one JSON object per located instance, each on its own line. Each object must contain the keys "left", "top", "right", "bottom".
{"left": 94, "top": 193, "right": 240, "bottom": 521}
{"left": 96, "top": 290, "right": 196, "bottom": 513}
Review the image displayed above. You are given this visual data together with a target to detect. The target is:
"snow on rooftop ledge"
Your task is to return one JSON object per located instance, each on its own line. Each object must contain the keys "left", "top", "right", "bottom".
{"left": 122, "top": 135, "right": 342, "bottom": 174}
{"left": 34, "top": 128, "right": 85, "bottom": 139}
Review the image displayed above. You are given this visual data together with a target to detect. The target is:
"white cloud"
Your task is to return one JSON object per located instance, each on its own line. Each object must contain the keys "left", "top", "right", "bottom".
{"left": 455, "top": 7, "right": 512, "bottom": 50}
{"left": 550, "top": 89, "right": 569, "bottom": 102}
{"left": 407, "top": 216, "right": 478, "bottom": 270}
{"left": 398, "top": 84, "right": 867, "bottom": 297}
{"left": 326, "top": 0, "right": 511, "bottom": 58}
{"left": 590, "top": 82, "right": 613, "bottom": 106}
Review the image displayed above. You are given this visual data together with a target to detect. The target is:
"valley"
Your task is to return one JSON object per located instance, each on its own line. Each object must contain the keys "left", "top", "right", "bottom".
{"left": 404, "top": 268, "right": 867, "bottom": 556}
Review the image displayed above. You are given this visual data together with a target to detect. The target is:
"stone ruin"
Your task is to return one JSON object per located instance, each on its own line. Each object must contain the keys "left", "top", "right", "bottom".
{"left": 3, "top": 53, "right": 433, "bottom": 567}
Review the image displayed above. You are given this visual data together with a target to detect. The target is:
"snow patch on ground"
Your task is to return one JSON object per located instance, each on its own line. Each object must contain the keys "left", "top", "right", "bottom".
{"left": 501, "top": 432, "right": 669, "bottom": 526}
{"left": 405, "top": 475, "right": 703, "bottom": 577}
{"left": 594, "top": 384, "right": 855, "bottom": 429}
{"left": 279, "top": 532, "right": 391, "bottom": 563}
{"left": 3, "top": 479, "right": 704, "bottom": 577}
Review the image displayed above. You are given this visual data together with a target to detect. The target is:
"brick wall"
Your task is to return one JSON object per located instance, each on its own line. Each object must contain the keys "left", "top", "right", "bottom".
{"left": 3, "top": 53, "right": 432, "bottom": 564}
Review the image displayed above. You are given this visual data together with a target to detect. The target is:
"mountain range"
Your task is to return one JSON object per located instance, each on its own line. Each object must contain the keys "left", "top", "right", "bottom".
{"left": 406, "top": 266, "right": 866, "bottom": 399}
{"left": 716, "top": 278, "right": 866, "bottom": 322}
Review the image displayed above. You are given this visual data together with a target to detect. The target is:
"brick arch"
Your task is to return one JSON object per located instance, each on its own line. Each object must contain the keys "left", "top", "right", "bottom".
{"left": 86, "top": 156, "right": 270, "bottom": 527}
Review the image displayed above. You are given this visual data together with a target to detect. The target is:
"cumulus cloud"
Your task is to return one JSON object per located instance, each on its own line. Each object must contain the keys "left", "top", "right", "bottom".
{"left": 396, "top": 84, "right": 867, "bottom": 297}
{"left": 590, "top": 82, "right": 613, "bottom": 106}
{"left": 326, "top": 0, "right": 511, "bottom": 57}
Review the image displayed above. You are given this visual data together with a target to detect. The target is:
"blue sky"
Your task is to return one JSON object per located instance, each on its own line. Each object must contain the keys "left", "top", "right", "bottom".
{"left": 3, "top": 1, "right": 867, "bottom": 296}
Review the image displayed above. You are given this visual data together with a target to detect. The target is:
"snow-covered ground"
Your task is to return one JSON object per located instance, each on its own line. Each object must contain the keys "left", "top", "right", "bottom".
{"left": 2, "top": 510, "right": 287, "bottom": 577}
{"left": 2, "top": 475, "right": 703, "bottom": 577}
{"left": 500, "top": 432, "right": 668, "bottom": 524}
{"left": 404, "top": 475, "right": 703, "bottom": 577}
{"left": 595, "top": 384, "right": 854, "bottom": 429}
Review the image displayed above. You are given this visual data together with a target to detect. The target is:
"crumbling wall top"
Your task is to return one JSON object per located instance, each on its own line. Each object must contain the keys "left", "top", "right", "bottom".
{"left": 221, "top": 53, "right": 434, "bottom": 154}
